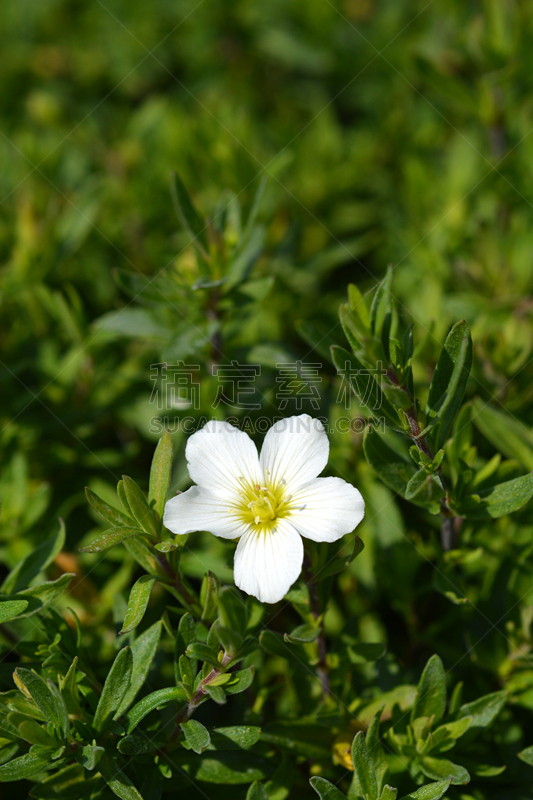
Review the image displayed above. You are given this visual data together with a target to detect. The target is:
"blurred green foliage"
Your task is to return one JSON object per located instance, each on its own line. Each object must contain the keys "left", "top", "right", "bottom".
{"left": 2, "top": 0, "right": 533, "bottom": 797}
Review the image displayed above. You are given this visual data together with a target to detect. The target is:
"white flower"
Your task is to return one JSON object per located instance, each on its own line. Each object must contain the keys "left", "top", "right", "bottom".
{"left": 163, "top": 414, "right": 365, "bottom": 603}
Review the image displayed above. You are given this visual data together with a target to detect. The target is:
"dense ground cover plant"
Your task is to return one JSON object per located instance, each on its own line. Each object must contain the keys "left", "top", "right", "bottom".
{"left": 2, "top": 1, "right": 533, "bottom": 798}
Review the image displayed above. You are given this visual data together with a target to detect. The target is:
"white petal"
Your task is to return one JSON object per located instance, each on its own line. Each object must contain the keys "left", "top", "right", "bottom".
{"left": 259, "top": 414, "right": 329, "bottom": 492}
{"left": 186, "top": 420, "right": 261, "bottom": 499}
{"left": 233, "top": 519, "right": 303, "bottom": 603}
{"left": 163, "top": 486, "right": 248, "bottom": 539}
{"left": 288, "top": 477, "right": 365, "bottom": 542}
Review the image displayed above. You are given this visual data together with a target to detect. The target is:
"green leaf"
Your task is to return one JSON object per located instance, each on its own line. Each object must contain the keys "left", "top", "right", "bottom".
{"left": 17, "top": 719, "right": 56, "bottom": 747}
{"left": 79, "top": 527, "right": 146, "bottom": 553}
{"left": 59, "top": 657, "right": 81, "bottom": 717}
{"left": 182, "top": 719, "right": 211, "bottom": 754}
{"left": 471, "top": 399, "right": 533, "bottom": 470}
{"left": 148, "top": 431, "right": 173, "bottom": 523}
{"left": 122, "top": 476, "right": 158, "bottom": 538}
{"left": 412, "top": 655, "right": 446, "bottom": 725}
{"left": 366, "top": 708, "right": 388, "bottom": 792}
{"left": 120, "top": 576, "right": 157, "bottom": 634}
{"left": 85, "top": 488, "right": 134, "bottom": 527}
{"left": 363, "top": 426, "right": 420, "bottom": 499}
{"left": 425, "top": 321, "right": 472, "bottom": 450}
{"left": 0, "top": 753, "right": 51, "bottom": 781}
{"left": 518, "top": 745, "right": 533, "bottom": 766}
{"left": 331, "top": 346, "right": 400, "bottom": 429}
{"left": 205, "top": 685, "right": 226, "bottom": 705}
{"left": 398, "top": 780, "right": 451, "bottom": 800}
{"left": 225, "top": 667, "right": 255, "bottom": 695}
{"left": 170, "top": 172, "right": 209, "bottom": 259}
{"left": 284, "top": 623, "right": 320, "bottom": 644}
{"left": 200, "top": 571, "right": 220, "bottom": 621}
{"left": 175, "top": 613, "right": 197, "bottom": 661}
{"left": 456, "top": 690, "right": 506, "bottom": 728}
{"left": 309, "top": 776, "right": 348, "bottom": 800}
{"left": 117, "top": 621, "right": 162, "bottom": 715}
{"left": 460, "top": 474, "right": 533, "bottom": 519}
{"left": 2, "top": 523, "right": 65, "bottom": 595}
{"left": 261, "top": 722, "right": 331, "bottom": 761}
{"left": 381, "top": 787, "right": 398, "bottom": 800}
{"left": 76, "top": 743, "right": 104, "bottom": 771}
{"left": 346, "top": 642, "right": 387, "bottom": 665}
{"left": 215, "top": 623, "right": 243, "bottom": 656}
{"left": 126, "top": 687, "right": 187, "bottom": 733}
{"left": 318, "top": 536, "right": 365, "bottom": 580}
{"left": 217, "top": 586, "right": 249, "bottom": 635}
{"left": 172, "top": 749, "right": 270, "bottom": 783}
{"left": 46, "top": 681, "right": 69, "bottom": 740}
{"left": 99, "top": 755, "right": 143, "bottom": 800}
{"left": 14, "top": 670, "right": 60, "bottom": 729}
{"left": 209, "top": 726, "right": 261, "bottom": 751}
{"left": 351, "top": 730, "right": 378, "bottom": 800}
{"left": 405, "top": 470, "right": 444, "bottom": 505}
{"left": 246, "top": 781, "right": 270, "bottom": 800}
{"left": 419, "top": 757, "right": 469, "bottom": 785}
{"left": 186, "top": 642, "right": 221, "bottom": 669}
{"left": 93, "top": 648, "right": 133, "bottom": 734}
{"left": 13, "top": 574, "right": 76, "bottom": 616}
{"left": 0, "top": 599, "right": 29, "bottom": 622}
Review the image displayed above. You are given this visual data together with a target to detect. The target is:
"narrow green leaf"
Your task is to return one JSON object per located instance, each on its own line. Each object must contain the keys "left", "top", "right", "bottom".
{"left": 2, "top": 523, "right": 65, "bottom": 595}
{"left": 398, "top": 780, "right": 451, "bottom": 800}
{"left": 419, "top": 757, "right": 470, "bottom": 785}
{"left": 14, "top": 670, "right": 59, "bottom": 729}
{"left": 460, "top": 473, "right": 533, "bottom": 520}
{"left": 17, "top": 719, "right": 56, "bottom": 747}
{"left": 46, "top": 681, "right": 69, "bottom": 740}
{"left": 120, "top": 576, "right": 157, "bottom": 635}
{"left": 457, "top": 690, "right": 506, "bottom": 728}
{"left": 309, "top": 776, "right": 348, "bottom": 800}
{"left": 79, "top": 527, "right": 146, "bottom": 553}
{"left": 412, "top": 655, "right": 446, "bottom": 725}
{"left": 381, "top": 787, "right": 398, "bottom": 800}
{"left": 126, "top": 687, "right": 187, "bottom": 733}
{"left": 200, "top": 571, "right": 220, "bottom": 621}
{"left": 14, "top": 574, "right": 75, "bottom": 616}
{"left": 85, "top": 488, "right": 134, "bottom": 527}
{"left": 117, "top": 621, "right": 163, "bottom": 715}
{"left": 425, "top": 321, "right": 472, "bottom": 450}
{"left": 93, "top": 648, "right": 133, "bottom": 734}
{"left": 170, "top": 172, "right": 209, "bottom": 258}
{"left": 0, "top": 753, "right": 51, "bottom": 781}
{"left": 181, "top": 719, "right": 211, "bottom": 754}
{"left": 99, "top": 755, "right": 144, "bottom": 800}
{"left": 59, "top": 657, "right": 81, "bottom": 717}
{"left": 351, "top": 731, "right": 378, "bottom": 800}
{"left": 148, "top": 431, "right": 173, "bottom": 522}
{"left": 331, "top": 346, "right": 400, "bottom": 429}
{"left": 471, "top": 398, "right": 533, "bottom": 471}
{"left": 0, "top": 599, "right": 28, "bottom": 622}
{"left": 122, "top": 476, "right": 159, "bottom": 538}
{"left": 217, "top": 586, "right": 248, "bottom": 635}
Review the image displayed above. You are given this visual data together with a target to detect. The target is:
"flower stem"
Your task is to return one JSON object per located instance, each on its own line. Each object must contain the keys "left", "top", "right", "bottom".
{"left": 386, "top": 368, "right": 461, "bottom": 551}
{"left": 166, "top": 652, "right": 233, "bottom": 750}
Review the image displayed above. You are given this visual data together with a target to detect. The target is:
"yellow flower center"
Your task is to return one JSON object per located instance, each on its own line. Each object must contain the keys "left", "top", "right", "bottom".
{"left": 235, "top": 476, "right": 292, "bottom": 529}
